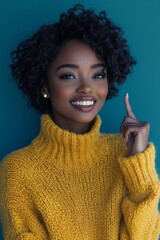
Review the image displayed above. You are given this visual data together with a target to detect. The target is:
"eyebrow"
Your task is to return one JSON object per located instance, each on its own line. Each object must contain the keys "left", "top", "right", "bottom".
{"left": 55, "top": 63, "right": 105, "bottom": 72}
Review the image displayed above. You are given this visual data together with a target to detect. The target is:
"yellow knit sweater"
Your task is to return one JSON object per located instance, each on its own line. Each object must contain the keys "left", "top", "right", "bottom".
{"left": 0, "top": 115, "right": 160, "bottom": 240}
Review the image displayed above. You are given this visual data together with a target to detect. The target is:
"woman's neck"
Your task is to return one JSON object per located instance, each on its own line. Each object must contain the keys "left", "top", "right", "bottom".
{"left": 51, "top": 115, "right": 94, "bottom": 134}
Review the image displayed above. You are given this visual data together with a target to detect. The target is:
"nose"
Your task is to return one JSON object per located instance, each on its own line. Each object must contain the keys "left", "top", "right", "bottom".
{"left": 76, "top": 80, "right": 94, "bottom": 94}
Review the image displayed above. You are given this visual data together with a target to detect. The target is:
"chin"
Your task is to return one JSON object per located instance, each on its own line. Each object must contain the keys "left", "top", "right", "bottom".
{"left": 75, "top": 115, "right": 97, "bottom": 124}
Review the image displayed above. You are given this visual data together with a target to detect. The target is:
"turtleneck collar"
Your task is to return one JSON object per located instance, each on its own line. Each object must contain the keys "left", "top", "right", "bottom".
{"left": 31, "top": 114, "right": 102, "bottom": 168}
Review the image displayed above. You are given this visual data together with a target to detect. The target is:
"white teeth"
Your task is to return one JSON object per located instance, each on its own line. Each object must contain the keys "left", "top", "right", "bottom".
{"left": 71, "top": 100, "right": 94, "bottom": 106}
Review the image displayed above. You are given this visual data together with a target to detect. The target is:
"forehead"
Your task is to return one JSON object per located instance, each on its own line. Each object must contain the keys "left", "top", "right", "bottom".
{"left": 52, "top": 40, "right": 102, "bottom": 67}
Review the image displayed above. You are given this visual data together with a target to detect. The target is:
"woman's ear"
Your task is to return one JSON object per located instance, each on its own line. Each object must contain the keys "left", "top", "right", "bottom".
{"left": 41, "top": 86, "right": 50, "bottom": 99}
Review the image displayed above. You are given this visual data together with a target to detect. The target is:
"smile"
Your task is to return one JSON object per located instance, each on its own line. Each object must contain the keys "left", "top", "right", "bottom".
{"left": 70, "top": 96, "right": 97, "bottom": 112}
{"left": 71, "top": 100, "right": 94, "bottom": 106}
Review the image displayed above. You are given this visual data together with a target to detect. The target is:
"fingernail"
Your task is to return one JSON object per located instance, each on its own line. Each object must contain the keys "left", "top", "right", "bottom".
{"left": 126, "top": 93, "right": 129, "bottom": 99}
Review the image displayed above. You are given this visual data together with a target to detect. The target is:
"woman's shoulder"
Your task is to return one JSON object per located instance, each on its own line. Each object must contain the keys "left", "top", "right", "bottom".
{"left": 0, "top": 145, "right": 35, "bottom": 175}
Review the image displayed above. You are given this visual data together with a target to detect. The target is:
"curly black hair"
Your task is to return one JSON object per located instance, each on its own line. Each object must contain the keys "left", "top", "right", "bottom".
{"left": 10, "top": 4, "right": 136, "bottom": 113}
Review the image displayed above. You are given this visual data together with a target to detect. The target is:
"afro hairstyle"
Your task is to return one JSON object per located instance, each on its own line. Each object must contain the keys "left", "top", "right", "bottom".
{"left": 10, "top": 4, "right": 136, "bottom": 113}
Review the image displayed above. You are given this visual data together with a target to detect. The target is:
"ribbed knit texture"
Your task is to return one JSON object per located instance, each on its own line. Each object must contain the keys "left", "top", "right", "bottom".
{"left": 0, "top": 114, "right": 160, "bottom": 240}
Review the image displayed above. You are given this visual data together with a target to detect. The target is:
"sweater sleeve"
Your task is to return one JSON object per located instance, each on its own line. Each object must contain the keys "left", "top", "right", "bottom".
{"left": 118, "top": 143, "right": 160, "bottom": 239}
{"left": 0, "top": 156, "right": 48, "bottom": 240}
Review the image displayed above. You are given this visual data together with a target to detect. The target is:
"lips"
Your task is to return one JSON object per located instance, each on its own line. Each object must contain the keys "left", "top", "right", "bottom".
{"left": 70, "top": 96, "right": 97, "bottom": 112}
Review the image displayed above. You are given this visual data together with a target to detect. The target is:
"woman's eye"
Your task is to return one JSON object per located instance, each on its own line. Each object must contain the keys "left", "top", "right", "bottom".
{"left": 59, "top": 74, "right": 75, "bottom": 80}
{"left": 93, "top": 73, "right": 107, "bottom": 79}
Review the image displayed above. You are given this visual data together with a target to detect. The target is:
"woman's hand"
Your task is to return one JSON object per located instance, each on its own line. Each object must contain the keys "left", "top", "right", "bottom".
{"left": 120, "top": 93, "right": 150, "bottom": 156}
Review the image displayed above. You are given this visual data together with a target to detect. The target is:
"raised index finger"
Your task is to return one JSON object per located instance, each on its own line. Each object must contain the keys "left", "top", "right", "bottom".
{"left": 124, "top": 93, "right": 136, "bottom": 119}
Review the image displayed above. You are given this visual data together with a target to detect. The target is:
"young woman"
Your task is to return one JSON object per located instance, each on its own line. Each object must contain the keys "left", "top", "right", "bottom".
{"left": 0, "top": 4, "right": 159, "bottom": 240}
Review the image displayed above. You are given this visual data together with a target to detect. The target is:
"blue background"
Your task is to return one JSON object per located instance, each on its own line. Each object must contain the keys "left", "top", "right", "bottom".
{"left": 0, "top": 0, "right": 159, "bottom": 239}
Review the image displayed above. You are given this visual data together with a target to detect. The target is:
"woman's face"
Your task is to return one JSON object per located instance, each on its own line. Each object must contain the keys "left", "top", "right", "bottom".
{"left": 46, "top": 40, "right": 108, "bottom": 133}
